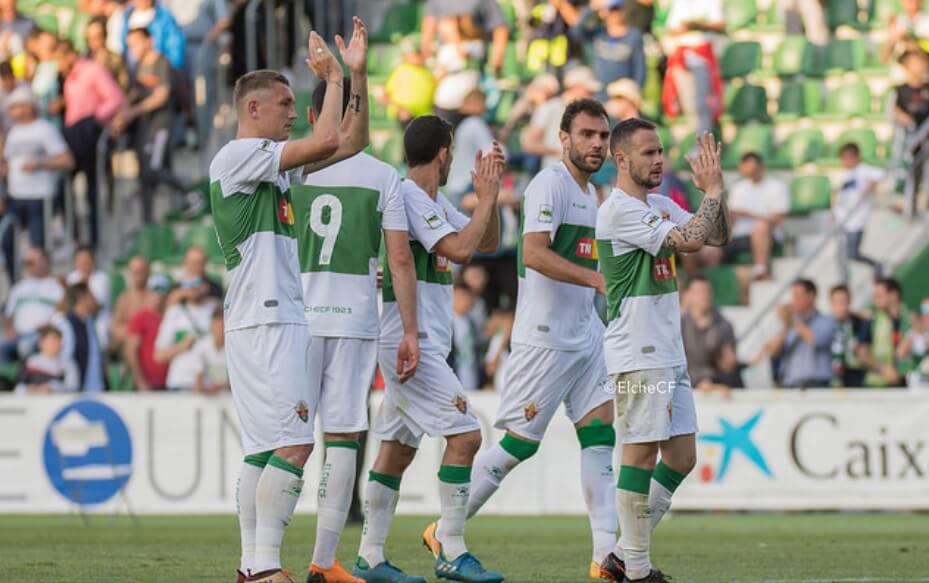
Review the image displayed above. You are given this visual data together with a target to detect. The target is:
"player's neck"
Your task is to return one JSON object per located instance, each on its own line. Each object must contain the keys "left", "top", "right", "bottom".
{"left": 562, "top": 158, "right": 592, "bottom": 192}
{"left": 407, "top": 166, "right": 440, "bottom": 200}
{"left": 616, "top": 177, "right": 649, "bottom": 202}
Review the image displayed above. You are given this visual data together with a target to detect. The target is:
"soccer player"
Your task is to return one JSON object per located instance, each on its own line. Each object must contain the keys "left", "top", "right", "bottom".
{"left": 294, "top": 25, "right": 422, "bottom": 583}
{"left": 209, "top": 28, "right": 365, "bottom": 583}
{"left": 596, "top": 120, "right": 731, "bottom": 583}
{"left": 354, "top": 116, "right": 505, "bottom": 583}
{"left": 454, "top": 98, "right": 617, "bottom": 580}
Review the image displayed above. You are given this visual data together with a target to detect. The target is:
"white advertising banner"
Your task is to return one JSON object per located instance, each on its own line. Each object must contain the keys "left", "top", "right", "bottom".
{"left": 1, "top": 390, "right": 928, "bottom": 514}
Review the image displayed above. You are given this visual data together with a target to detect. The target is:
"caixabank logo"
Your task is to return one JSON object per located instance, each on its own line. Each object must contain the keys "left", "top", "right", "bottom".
{"left": 42, "top": 400, "right": 133, "bottom": 504}
{"left": 697, "top": 409, "right": 773, "bottom": 483}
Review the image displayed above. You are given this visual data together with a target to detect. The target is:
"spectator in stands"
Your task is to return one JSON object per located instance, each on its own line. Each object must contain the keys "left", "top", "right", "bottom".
{"left": 834, "top": 143, "right": 883, "bottom": 270}
{"left": 447, "top": 89, "right": 495, "bottom": 203}
{"left": 25, "top": 30, "right": 60, "bottom": 119}
{"left": 110, "top": 255, "right": 158, "bottom": 347}
{"left": 421, "top": 0, "right": 509, "bottom": 78}
{"left": 521, "top": 66, "right": 601, "bottom": 169}
{"left": 178, "top": 0, "right": 231, "bottom": 149}
{"left": 0, "top": 60, "right": 26, "bottom": 130}
{"left": 523, "top": 0, "right": 584, "bottom": 76}
{"left": 662, "top": 0, "right": 725, "bottom": 135}
{"left": 461, "top": 263, "right": 490, "bottom": 331}
{"left": 154, "top": 275, "right": 217, "bottom": 390}
{"left": 681, "top": 276, "right": 742, "bottom": 396}
{"left": 14, "top": 325, "right": 79, "bottom": 394}
{"left": 66, "top": 245, "right": 111, "bottom": 347}
{"left": 86, "top": 16, "right": 130, "bottom": 92}
{"left": 604, "top": 78, "right": 643, "bottom": 122}
{"left": 52, "top": 283, "right": 106, "bottom": 392}
{"left": 720, "top": 153, "right": 789, "bottom": 280}
{"left": 165, "top": 245, "right": 222, "bottom": 307}
{"left": 56, "top": 39, "right": 125, "bottom": 249}
{"left": 450, "top": 281, "right": 481, "bottom": 391}
{"left": 763, "top": 279, "right": 837, "bottom": 388}
{"left": 500, "top": 71, "right": 557, "bottom": 148}
{"left": 858, "top": 278, "right": 911, "bottom": 387}
{"left": 779, "top": 0, "right": 828, "bottom": 47}
{"left": 112, "top": 27, "right": 188, "bottom": 223}
{"left": 380, "top": 36, "right": 436, "bottom": 127}
{"left": 0, "top": 87, "right": 74, "bottom": 268}
{"left": 79, "top": 0, "right": 128, "bottom": 55}
{"left": 881, "top": 0, "right": 929, "bottom": 63}
{"left": 0, "top": 247, "right": 64, "bottom": 363}
{"left": 431, "top": 15, "right": 485, "bottom": 124}
{"left": 484, "top": 305, "right": 514, "bottom": 392}
{"left": 0, "top": 0, "right": 35, "bottom": 62}
{"left": 556, "top": 0, "right": 646, "bottom": 95}
{"left": 828, "top": 284, "right": 869, "bottom": 387}
{"left": 124, "top": 274, "right": 170, "bottom": 391}
{"left": 892, "top": 49, "right": 929, "bottom": 209}
{"left": 191, "top": 309, "right": 229, "bottom": 394}
{"left": 122, "top": 0, "right": 186, "bottom": 70}
{"left": 898, "top": 297, "right": 929, "bottom": 388}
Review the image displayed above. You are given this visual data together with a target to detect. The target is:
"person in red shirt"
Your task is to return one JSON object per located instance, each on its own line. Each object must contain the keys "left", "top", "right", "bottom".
{"left": 123, "top": 274, "right": 170, "bottom": 391}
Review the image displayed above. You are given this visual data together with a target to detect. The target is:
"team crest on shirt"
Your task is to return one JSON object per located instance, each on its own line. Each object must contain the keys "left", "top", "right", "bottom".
{"left": 641, "top": 212, "right": 662, "bottom": 230}
{"left": 452, "top": 394, "right": 469, "bottom": 414}
{"left": 523, "top": 401, "right": 539, "bottom": 421}
{"left": 295, "top": 400, "right": 309, "bottom": 423}
{"left": 424, "top": 212, "right": 445, "bottom": 229}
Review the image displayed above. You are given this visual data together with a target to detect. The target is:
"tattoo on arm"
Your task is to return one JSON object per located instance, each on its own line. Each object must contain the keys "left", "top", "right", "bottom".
{"left": 350, "top": 92, "right": 361, "bottom": 113}
{"left": 662, "top": 197, "right": 720, "bottom": 251}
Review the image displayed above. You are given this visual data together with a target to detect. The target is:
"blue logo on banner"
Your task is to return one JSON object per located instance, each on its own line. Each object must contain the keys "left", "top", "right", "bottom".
{"left": 698, "top": 409, "right": 772, "bottom": 482}
{"left": 42, "top": 400, "right": 133, "bottom": 504}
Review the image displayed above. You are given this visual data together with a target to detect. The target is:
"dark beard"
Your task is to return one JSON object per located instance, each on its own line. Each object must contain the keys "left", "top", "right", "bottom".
{"left": 569, "top": 148, "right": 605, "bottom": 173}
{"left": 631, "top": 163, "right": 662, "bottom": 189}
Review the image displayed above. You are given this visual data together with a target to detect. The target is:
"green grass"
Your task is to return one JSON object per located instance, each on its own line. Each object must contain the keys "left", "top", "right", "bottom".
{"left": 3, "top": 513, "right": 929, "bottom": 583}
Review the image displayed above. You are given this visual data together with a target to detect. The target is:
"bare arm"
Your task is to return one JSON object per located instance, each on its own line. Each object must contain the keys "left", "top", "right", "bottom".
{"left": 551, "top": 0, "right": 584, "bottom": 26}
{"left": 523, "top": 231, "right": 604, "bottom": 293}
{"left": 421, "top": 15, "right": 437, "bottom": 61}
{"left": 520, "top": 124, "right": 561, "bottom": 158}
{"left": 489, "top": 25, "right": 509, "bottom": 75}
{"left": 154, "top": 334, "right": 195, "bottom": 364}
{"left": 385, "top": 228, "right": 419, "bottom": 383}
{"left": 123, "top": 334, "right": 150, "bottom": 391}
{"left": 477, "top": 204, "right": 500, "bottom": 253}
{"left": 33, "top": 151, "right": 75, "bottom": 172}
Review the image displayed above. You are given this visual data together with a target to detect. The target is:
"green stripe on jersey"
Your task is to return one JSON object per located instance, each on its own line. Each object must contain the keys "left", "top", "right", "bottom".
{"left": 517, "top": 218, "right": 597, "bottom": 278}
{"left": 382, "top": 240, "right": 453, "bottom": 302}
{"left": 597, "top": 241, "right": 678, "bottom": 322}
{"left": 291, "top": 184, "right": 382, "bottom": 276}
{"left": 210, "top": 180, "right": 296, "bottom": 270}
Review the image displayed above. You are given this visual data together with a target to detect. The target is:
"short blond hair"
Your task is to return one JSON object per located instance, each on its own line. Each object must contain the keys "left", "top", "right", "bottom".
{"left": 233, "top": 69, "right": 290, "bottom": 110}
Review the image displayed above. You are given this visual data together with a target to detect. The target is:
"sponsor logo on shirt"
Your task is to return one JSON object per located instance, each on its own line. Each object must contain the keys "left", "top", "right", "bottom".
{"left": 278, "top": 198, "right": 295, "bottom": 225}
{"left": 653, "top": 256, "right": 676, "bottom": 281}
{"left": 424, "top": 212, "right": 445, "bottom": 229}
{"left": 436, "top": 254, "right": 451, "bottom": 273}
{"left": 537, "top": 204, "right": 553, "bottom": 223}
{"left": 641, "top": 212, "right": 662, "bottom": 230}
{"left": 576, "top": 237, "right": 597, "bottom": 260}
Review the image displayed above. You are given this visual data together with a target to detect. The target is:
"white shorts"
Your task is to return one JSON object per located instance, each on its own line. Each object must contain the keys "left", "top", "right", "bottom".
{"left": 227, "top": 324, "right": 317, "bottom": 455}
{"left": 495, "top": 342, "right": 613, "bottom": 441}
{"left": 373, "top": 348, "right": 481, "bottom": 449}
{"left": 613, "top": 365, "right": 698, "bottom": 444}
{"left": 310, "top": 336, "right": 376, "bottom": 433}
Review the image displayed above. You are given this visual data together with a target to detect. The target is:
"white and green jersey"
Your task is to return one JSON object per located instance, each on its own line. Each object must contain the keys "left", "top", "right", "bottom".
{"left": 380, "top": 181, "right": 469, "bottom": 355}
{"left": 209, "top": 138, "right": 305, "bottom": 331}
{"left": 512, "top": 162, "right": 602, "bottom": 351}
{"left": 596, "top": 189, "right": 693, "bottom": 374}
{"left": 294, "top": 152, "right": 407, "bottom": 339}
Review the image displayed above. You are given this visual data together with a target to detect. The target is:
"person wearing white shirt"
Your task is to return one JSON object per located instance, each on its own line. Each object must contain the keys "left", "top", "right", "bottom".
{"left": 723, "top": 153, "right": 790, "bottom": 280}
{"left": 0, "top": 247, "right": 65, "bottom": 363}
{"left": 66, "top": 245, "right": 111, "bottom": 349}
{"left": 153, "top": 278, "right": 217, "bottom": 390}
{"left": 834, "top": 143, "right": 884, "bottom": 270}
{"left": 191, "top": 310, "right": 229, "bottom": 395}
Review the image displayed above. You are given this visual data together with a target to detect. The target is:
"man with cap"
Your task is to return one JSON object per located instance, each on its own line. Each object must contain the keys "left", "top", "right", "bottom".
{"left": 0, "top": 86, "right": 74, "bottom": 262}
{"left": 605, "top": 79, "right": 643, "bottom": 121}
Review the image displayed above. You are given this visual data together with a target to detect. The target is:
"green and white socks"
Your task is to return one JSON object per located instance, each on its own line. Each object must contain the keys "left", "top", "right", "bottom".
{"left": 237, "top": 451, "right": 271, "bottom": 576}
{"left": 357, "top": 471, "right": 402, "bottom": 569}
{"left": 312, "top": 441, "right": 360, "bottom": 568}
{"left": 466, "top": 434, "right": 538, "bottom": 518}
{"left": 649, "top": 461, "right": 687, "bottom": 529}
{"left": 253, "top": 455, "right": 305, "bottom": 574}
{"left": 435, "top": 465, "right": 472, "bottom": 561}
{"left": 577, "top": 422, "right": 618, "bottom": 565}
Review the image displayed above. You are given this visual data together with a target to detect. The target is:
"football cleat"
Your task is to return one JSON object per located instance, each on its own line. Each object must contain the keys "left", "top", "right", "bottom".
{"left": 434, "top": 552, "right": 504, "bottom": 583}
{"left": 307, "top": 560, "right": 365, "bottom": 583}
{"left": 351, "top": 558, "right": 426, "bottom": 583}
{"left": 599, "top": 553, "right": 626, "bottom": 581}
{"left": 247, "top": 569, "right": 295, "bottom": 583}
{"left": 421, "top": 521, "right": 441, "bottom": 559}
{"left": 623, "top": 569, "right": 671, "bottom": 583}
{"left": 237, "top": 570, "right": 247, "bottom": 583}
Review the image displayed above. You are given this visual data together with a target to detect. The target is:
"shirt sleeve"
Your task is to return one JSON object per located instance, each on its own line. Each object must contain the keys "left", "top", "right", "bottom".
{"left": 214, "top": 139, "right": 285, "bottom": 196}
{"left": 405, "top": 188, "right": 459, "bottom": 253}
{"left": 381, "top": 170, "right": 408, "bottom": 231}
{"left": 612, "top": 197, "right": 678, "bottom": 256}
{"left": 522, "top": 172, "right": 562, "bottom": 237}
{"left": 43, "top": 122, "right": 69, "bottom": 157}
{"left": 652, "top": 194, "right": 693, "bottom": 226}
{"left": 478, "top": 0, "right": 507, "bottom": 31}
{"left": 154, "top": 313, "right": 175, "bottom": 350}
{"left": 439, "top": 193, "right": 471, "bottom": 230}
{"left": 771, "top": 180, "right": 791, "bottom": 215}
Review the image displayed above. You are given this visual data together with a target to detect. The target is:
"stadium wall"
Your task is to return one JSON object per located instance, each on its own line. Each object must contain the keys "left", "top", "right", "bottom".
{"left": 2, "top": 390, "right": 929, "bottom": 514}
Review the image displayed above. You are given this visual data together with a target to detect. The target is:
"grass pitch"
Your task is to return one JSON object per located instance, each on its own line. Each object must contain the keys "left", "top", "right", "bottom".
{"left": 3, "top": 513, "right": 928, "bottom": 583}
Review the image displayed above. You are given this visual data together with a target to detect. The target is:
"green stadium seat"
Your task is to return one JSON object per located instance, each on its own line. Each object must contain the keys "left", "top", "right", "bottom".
{"left": 870, "top": 0, "right": 901, "bottom": 24}
{"left": 721, "top": 41, "right": 762, "bottom": 79}
{"left": 369, "top": 3, "right": 422, "bottom": 43}
{"left": 108, "top": 363, "right": 136, "bottom": 392}
{"left": 368, "top": 44, "right": 404, "bottom": 79}
{"left": 379, "top": 131, "right": 405, "bottom": 167}
{"left": 776, "top": 79, "right": 823, "bottom": 119}
{"left": 180, "top": 225, "right": 224, "bottom": 263}
{"left": 772, "top": 128, "right": 826, "bottom": 168}
{"left": 723, "top": 124, "right": 774, "bottom": 168}
{"left": 816, "top": 80, "right": 872, "bottom": 119}
{"left": 656, "top": 126, "right": 673, "bottom": 151}
{"left": 789, "top": 175, "right": 832, "bottom": 215}
{"left": 494, "top": 91, "right": 518, "bottom": 125}
{"left": 724, "top": 0, "right": 758, "bottom": 30}
{"left": 500, "top": 43, "right": 522, "bottom": 81}
{"left": 702, "top": 266, "right": 741, "bottom": 306}
{"left": 290, "top": 90, "right": 313, "bottom": 136}
{"left": 133, "top": 224, "right": 177, "bottom": 262}
{"left": 831, "top": 127, "right": 880, "bottom": 161}
{"left": 773, "top": 36, "right": 821, "bottom": 77}
{"left": 33, "top": 12, "right": 58, "bottom": 34}
{"left": 827, "top": 0, "right": 862, "bottom": 29}
{"left": 825, "top": 38, "right": 867, "bottom": 73}
{"left": 725, "top": 83, "right": 768, "bottom": 123}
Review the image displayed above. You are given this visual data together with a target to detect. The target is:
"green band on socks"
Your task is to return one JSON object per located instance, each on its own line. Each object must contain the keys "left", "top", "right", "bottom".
{"left": 499, "top": 433, "right": 539, "bottom": 461}
{"left": 368, "top": 470, "right": 401, "bottom": 491}
{"left": 243, "top": 450, "right": 273, "bottom": 468}
{"left": 267, "top": 455, "right": 304, "bottom": 478}
{"left": 325, "top": 440, "right": 361, "bottom": 450}
{"left": 576, "top": 421, "right": 616, "bottom": 449}
{"left": 653, "top": 461, "right": 688, "bottom": 493}
{"left": 438, "top": 464, "right": 472, "bottom": 484}
{"left": 618, "top": 465, "right": 653, "bottom": 495}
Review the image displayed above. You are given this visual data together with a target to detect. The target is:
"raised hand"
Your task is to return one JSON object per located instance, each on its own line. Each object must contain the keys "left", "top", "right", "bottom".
{"left": 336, "top": 16, "right": 368, "bottom": 76}
{"left": 472, "top": 144, "right": 504, "bottom": 203}
{"left": 306, "top": 31, "right": 342, "bottom": 82}
{"left": 684, "top": 132, "right": 724, "bottom": 197}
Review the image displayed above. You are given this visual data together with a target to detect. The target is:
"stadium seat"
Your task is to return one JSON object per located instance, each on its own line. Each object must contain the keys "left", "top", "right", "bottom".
{"left": 369, "top": 3, "right": 422, "bottom": 43}
{"left": 721, "top": 41, "right": 762, "bottom": 79}
{"left": 772, "top": 128, "right": 826, "bottom": 168}
{"left": 870, "top": 0, "right": 901, "bottom": 24}
{"left": 824, "top": 38, "right": 867, "bottom": 73}
{"left": 702, "top": 266, "right": 741, "bottom": 306}
{"left": 724, "top": 0, "right": 758, "bottom": 31}
{"left": 816, "top": 80, "right": 872, "bottom": 119}
{"left": 107, "top": 363, "right": 136, "bottom": 392}
{"left": 291, "top": 90, "right": 314, "bottom": 136}
{"left": 827, "top": 0, "right": 862, "bottom": 29}
{"left": 494, "top": 90, "right": 518, "bottom": 125}
{"left": 723, "top": 124, "right": 774, "bottom": 168}
{"left": 773, "top": 36, "right": 821, "bottom": 77}
{"left": 725, "top": 83, "right": 768, "bottom": 123}
{"left": 831, "top": 127, "right": 880, "bottom": 162}
{"left": 789, "top": 175, "right": 832, "bottom": 215}
{"left": 133, "top": 224, "right": 177, "bottom": 262}
{"left": 656, "top": 126, "right": 673, "bottom": 151}
{"left": 776, "top": 79, "right": 823, "bottom": 119}
{"left": 379, "top": 131, "right": 405, "bottom": 167}
{"left": 368, "top": 44, "right": 404, "bottom": 80}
